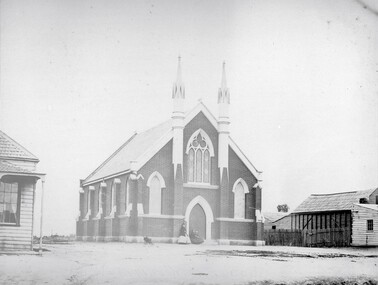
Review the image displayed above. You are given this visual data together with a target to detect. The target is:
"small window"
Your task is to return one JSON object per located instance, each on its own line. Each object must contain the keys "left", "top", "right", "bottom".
{"left": 376, "top": 196, "right": 378, "bottom": 205}
{"left": 0, "top": 182, "right": 20, "bottom": 225}
{"left": 367, "top": 220, "right": 373, "bottom": 231}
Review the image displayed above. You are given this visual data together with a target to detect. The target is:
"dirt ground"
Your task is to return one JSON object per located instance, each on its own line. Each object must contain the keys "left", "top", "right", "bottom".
{"left": 1, "top": 242, "right": 378, "bottom": 285}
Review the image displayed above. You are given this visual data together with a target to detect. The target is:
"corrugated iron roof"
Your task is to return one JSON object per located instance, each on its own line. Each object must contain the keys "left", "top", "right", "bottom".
{"left": 82, "top": 102, "right": 262, "bottom": 186}
{"left": 263, "top": 212, "right": 288, "bottom": 222}
{"left": 354, "top": 203, "right": 378, "bottom": 211}
{"left": 83, "top": 119, "right": 172, "bottom": 184}
{"left": 0, "top": 130, "right": 39, "bottom": 162}
{"left": 293, "top": 189, "right": 377, "bottom": 213}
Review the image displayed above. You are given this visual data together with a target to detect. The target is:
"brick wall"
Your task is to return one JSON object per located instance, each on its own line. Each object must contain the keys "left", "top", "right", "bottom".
{"left": 229, "top": 147, "right": 259, "bottom": 219}
{"left": 142, "top": 217, "right": 174, "bottom": 237}
{"left": 139, "top": 140, "right": 173, "bottom": 215}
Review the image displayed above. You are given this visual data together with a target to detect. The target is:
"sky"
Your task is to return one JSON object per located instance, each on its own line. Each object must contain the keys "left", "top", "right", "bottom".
{"left": 0, "top": 0, "right": 377, "bottom": 235}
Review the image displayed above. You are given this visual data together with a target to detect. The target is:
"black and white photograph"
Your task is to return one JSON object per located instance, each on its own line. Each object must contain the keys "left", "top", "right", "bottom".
{"left": 0, "top": 0, "right": 378, "bottom": 284}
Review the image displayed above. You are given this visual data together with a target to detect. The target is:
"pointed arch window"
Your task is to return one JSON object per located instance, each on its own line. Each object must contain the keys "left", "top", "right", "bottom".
{"left": 186, "top": 129, "right": 214, "bottom": 184}
{"left": 147, "top": 171, "right": 166, "bottom": 215}
{"left": 232, "top": 178, "right": 249, "bottom": 219}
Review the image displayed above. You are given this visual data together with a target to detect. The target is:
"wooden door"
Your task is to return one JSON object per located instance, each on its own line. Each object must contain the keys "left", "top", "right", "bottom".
{"left": 189, "top": 204, "right": 206, "bottom": 239}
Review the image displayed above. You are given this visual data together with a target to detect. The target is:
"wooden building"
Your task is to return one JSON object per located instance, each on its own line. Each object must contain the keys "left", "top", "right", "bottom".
{"left": 291, "top": 188, "right": 378, "bottom": 246}
{"left": 76, "top": 60, "right": 264, "bottom": 245}
{"left": 352, "top": 203, "right": 378, "bottom": 246}
{"left": 263, "top": 212, "right": 286, "bottom": 230}
{"left": 0, "top": 130, "right": 45, "bottom": 252}
{"left": 272, "top": 214, "right": 292, "bottom": 230}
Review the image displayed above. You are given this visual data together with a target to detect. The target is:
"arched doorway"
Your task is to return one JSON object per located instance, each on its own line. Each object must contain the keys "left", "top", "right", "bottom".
{"left": 189, "top": 204, "right": 206, "bottom": 239}
{"left": 185, "top": 196, "right": 214, "bottom": 240}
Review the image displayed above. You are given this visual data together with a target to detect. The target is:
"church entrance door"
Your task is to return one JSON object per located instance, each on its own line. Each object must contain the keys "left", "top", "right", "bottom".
{"left": 185, "top": 196, "right": 214, "bottom": 241}
{"left": 189, "top": 204, "right": 206, "bottom": 239}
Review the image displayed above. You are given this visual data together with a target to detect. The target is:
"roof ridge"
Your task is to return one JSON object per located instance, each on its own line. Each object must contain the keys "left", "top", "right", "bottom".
{"left": 137, "top": 118, "right": 171, "bottom": 135}
{"left": 82, "top": 133, "right": 138, "bottom": 184}
{"left": 0, "top": 130, "right": 39, "bottom": 161}
{"left": 311, "top": 191, "right": 358, "bottom": 196}
{"left": 311, "top": 189, "right": 375, "bottom": 197}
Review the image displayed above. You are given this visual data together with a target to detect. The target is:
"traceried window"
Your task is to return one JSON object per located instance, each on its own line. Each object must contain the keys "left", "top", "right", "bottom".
{"left": 0, "top": 182, "right": 19, "bottom": 225}
{"left": 187, "top": 130, "right": 213, "bottom": 183}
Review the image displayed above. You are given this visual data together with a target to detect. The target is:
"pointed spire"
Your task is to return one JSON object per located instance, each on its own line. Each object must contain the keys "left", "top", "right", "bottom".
{"left": 176, "top": 56, "right": 182, "bottom": 84}
{"left": 221, "top": 61, "right": 227, "bottom": 89}
{"left": 218, "top": 61, "right": 230, "bottom": 104}
{"left": 172, "top": 56, "right": 185, "bottom": 99}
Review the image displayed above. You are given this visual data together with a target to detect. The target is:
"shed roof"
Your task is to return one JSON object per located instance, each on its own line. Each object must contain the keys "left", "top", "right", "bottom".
{"left": 0, "top": 130, "right": 39, "bottom": 162}
{"left": 293, "top": 189, "right": 377, "bottom": 213}
{"left": 353, "top": 203, "right": 378, "bottom": 211}
{"left": 263, "top": 212, "right": 288, "bottom": 223}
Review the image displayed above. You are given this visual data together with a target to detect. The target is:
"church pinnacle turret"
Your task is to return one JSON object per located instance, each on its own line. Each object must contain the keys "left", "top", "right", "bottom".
{"left": 218, "top": 61, "right": 230, "bottom": 104}
{"left": 217, "top": 61, "right": 230, "bottom": 175}
{"left": 172, "top": 56, "right": 185, "bottom": 100}
{"left": 172, "top": 57, "right": 185, "bottom": 179}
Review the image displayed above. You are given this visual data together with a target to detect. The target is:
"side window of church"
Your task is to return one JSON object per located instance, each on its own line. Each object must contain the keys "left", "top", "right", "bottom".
{"left": 233, "top": 181, "right": 247, "bottom": 219}
{"left": 0, "top": 182, "right": 20, "bottom": 225}
{"left": 187, "top": 132, "right": 211, "bottom": 183}
{"left": 149, "top": 176, "right": 162, "bottom": 214}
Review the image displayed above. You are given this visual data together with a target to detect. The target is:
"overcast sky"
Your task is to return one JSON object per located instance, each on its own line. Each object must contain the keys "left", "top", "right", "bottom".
{"left": 1, "top": 0, "right": 377, "bottom": 235}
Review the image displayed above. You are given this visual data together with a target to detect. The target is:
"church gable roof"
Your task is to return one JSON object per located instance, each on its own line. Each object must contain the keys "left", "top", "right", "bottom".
{"left": 0, "top": 130, "right": 39, "bottom": 162}
{"left": 82, "top": 119, "right": 172, "bottom": 185}
{"left": 82, "top": 102, "right": 261, "bottom": 186}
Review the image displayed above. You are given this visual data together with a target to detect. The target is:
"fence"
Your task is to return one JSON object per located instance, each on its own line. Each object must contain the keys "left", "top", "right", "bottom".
{"left": 264, "top": 229, "right": 303, "bottom": 246}
{"left": 264, "top": 227, "right": 351, "bottom": 247}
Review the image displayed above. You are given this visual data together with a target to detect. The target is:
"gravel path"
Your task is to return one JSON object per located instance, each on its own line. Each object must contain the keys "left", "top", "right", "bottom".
{"left": 1, "top": 242, "right": 377, "bottom": 284}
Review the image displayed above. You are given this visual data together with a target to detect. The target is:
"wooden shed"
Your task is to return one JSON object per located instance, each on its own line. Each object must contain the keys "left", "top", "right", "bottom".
{"left": 0, "top": 130, "right": 45, "bottom": 252}
{"left": 352, "top": 203, "right": 378, "bottom": 246}
{"left": 291, "top": 188, "right": 378, "bottom": 247}
{"left": 263, "top": 212, "right": 287, "bottom": 230}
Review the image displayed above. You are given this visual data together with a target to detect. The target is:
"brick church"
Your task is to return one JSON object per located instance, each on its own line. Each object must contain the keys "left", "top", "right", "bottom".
{"left": 76, "top": 59, "right": 264, "bottom": 245}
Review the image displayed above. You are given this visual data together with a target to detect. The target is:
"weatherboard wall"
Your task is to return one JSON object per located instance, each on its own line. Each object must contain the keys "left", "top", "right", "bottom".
{"left": 0, "top": 179, "right": 35, "bottom": 251}
{"left": 352, "top": 204, "right": 378, "bottom": 246}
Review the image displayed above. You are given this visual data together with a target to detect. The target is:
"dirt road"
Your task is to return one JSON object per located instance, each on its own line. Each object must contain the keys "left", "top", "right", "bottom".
{"left": 1, "top": 242, "right": 377, "bottom": 284}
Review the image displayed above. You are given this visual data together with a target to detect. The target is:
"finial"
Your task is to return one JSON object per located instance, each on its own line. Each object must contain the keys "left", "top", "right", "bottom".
{"left": 173, "top": 56, "right": 185, "bottom": 99}
{"left": 176, "top": 55, "right": 182, "bottom": 83}
{"left": 221, "top": 61, "right": 227, "bottom": 89}
{"left": 218, "top": 60, "right": 230, "bottom": 104}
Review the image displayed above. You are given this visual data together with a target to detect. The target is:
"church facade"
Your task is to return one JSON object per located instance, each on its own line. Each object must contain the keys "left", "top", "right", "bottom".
{"left": 76, "top": 60, "right": 264, "bottom": 245}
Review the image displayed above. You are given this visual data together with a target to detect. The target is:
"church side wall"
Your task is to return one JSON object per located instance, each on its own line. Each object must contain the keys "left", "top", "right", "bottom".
{"left": 138, "top": 140, "right": 176, "bottom": 238}
{"left": 229, "top": 147, "right": 258, "bottom": 220}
